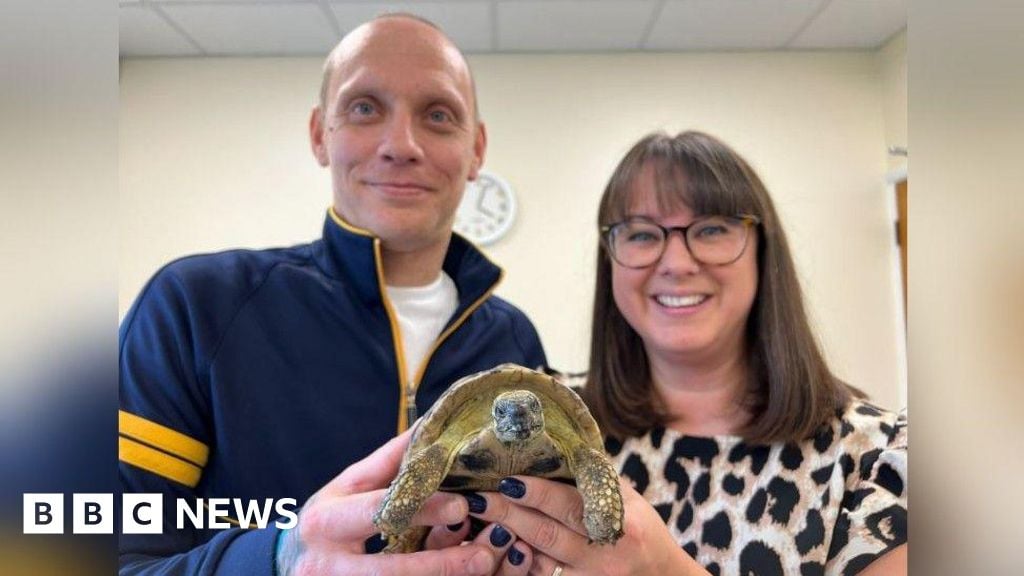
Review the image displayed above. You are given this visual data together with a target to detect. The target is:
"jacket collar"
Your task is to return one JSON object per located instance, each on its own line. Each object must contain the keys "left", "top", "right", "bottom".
{"left": 314, "top": 208, "right": 503, "bottom": 310}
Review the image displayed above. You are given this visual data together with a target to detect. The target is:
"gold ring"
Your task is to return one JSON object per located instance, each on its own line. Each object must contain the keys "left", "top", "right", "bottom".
{"left": 551, "top": 565, "right": 564, "bottom": 576}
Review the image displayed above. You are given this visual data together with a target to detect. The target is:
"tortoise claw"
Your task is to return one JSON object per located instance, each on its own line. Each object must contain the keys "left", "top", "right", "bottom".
{"left": 373, "top": 443, "right": 449, "bottom": 551}
{"left": 573, "top": 446, "right": 625, "bottom": 545}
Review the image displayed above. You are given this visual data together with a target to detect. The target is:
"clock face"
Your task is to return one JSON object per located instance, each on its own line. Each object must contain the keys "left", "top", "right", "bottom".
{"left": 453, "top": 171, "right": 517, "bottom": 246}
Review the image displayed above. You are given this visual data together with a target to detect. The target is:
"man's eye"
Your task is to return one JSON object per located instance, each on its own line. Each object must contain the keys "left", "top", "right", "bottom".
{"left": 345, "top": 101, "right": 378, "bottom": 118}
{"left": 353, "top": 102, "right": 374, "bottom": 115}
{"left": 428, "top": 109, "right": 452, "bottom": 123}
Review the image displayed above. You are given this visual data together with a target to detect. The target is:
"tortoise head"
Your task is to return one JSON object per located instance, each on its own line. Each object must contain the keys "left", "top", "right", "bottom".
{"left": 492, "top": 390, "right": 544, "bottom": 444}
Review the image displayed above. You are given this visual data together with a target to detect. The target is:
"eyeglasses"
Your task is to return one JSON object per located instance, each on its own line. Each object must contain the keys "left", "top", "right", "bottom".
{"left": 600, "top": 214, "right": 760, "bottom": 268}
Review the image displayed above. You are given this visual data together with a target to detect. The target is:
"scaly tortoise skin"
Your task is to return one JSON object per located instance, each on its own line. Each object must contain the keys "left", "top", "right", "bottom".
{"left": 373, "top": 363, "right": 624, "bottom": 552}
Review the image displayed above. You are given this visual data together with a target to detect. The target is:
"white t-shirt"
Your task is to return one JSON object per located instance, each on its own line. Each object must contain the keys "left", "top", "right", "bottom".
{"left": 385, "top": 272, "right": 459, "bottom": 385}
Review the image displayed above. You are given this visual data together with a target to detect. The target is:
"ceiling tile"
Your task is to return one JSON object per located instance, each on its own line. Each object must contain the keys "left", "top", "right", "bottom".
{"left": 790, "top": 0, "right": 906, "bottom": 49}
{"left": 498, "top": 0, "right": 658, "bottom": 52}
{"left": 159, "top": 3, "right": 337, "bottom": 56}
{"left": 119, "top": 5, "right": 201, "bottom": 57}
{"left": 121, "top": 0, "right": 908, "bottom": 57}
{"left": 152, "top": 0, "right": 313, "bottom": 3}
{"left": 329, "top": 2, "right": 492, "bottom": 53}
{"left": 646, "top": 0, "right": 825, "bottom": 50}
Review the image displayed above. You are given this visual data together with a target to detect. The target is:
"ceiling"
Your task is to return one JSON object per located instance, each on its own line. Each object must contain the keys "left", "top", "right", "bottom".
{"left": 119, "top": 0, "right": 906, "bottom": 58}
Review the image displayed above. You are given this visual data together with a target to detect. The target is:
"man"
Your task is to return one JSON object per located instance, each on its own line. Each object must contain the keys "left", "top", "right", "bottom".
{"left": 119, "top": 14, "right": 546, "bottom": 575}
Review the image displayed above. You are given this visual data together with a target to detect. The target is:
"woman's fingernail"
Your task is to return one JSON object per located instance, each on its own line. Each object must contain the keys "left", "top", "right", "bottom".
{"left": 447, "top": 521, "right": 464, "bottom": 532}
{"left": 498, "top": 477, "right": 526, "bottom": 499}
{"left": 507, "top": 544, "right": 525, "bottom": 566}
{"left": 490, "top": 524, "right": 512, "bottom": 547}
{"left": 465, "top": 492, "right": 487, "bottom": 514}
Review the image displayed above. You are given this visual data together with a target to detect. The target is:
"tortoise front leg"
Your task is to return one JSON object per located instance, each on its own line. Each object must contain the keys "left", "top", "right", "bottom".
{"left": 373, "top": 443, "right": 450, "bottom": 551}
{"left": 572, "top": 445, "right": 624, "bottom": 545}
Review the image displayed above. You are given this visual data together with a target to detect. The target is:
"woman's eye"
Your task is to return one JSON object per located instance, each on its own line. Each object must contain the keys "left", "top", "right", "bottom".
{"left": 695, "top": 225, "right": 729, "bottom": 238}
{"left": 626, "top": 231, "right": 659, "bottom": 243}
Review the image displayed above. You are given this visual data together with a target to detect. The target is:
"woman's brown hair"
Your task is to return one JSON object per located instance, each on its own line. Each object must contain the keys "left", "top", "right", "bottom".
{"left": 582, "top": 131, "right": 856, "bottom": 444}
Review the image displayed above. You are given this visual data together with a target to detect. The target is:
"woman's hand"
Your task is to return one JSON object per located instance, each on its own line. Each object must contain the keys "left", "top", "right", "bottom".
{"left": 425, "top": 519, "right": 529, "bottom": 575}
{"left": 466, "top": 476, "right": 709, "bottom": 576}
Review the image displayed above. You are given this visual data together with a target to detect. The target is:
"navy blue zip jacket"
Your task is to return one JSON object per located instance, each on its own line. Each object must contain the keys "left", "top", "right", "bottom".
{"left": 118, "top": 209, "right": 547, "bottom": 574}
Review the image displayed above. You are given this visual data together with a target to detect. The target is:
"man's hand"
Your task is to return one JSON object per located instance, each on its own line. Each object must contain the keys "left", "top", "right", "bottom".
{"left": 276, "top": 429, "right": 500, "bottom": 576}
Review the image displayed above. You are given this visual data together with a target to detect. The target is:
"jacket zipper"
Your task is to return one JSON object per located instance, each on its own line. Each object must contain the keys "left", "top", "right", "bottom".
{"left": 397, "top": 271, "right": 504, "bottom": 432}
{"left": 327, "top": 210, "right": 427, "bottom": 433}
{"left": 405, "top": 386, "right": 419, "bottom": 426}
{"left": 366, "top": 232, "right": 504, "bottom": 434}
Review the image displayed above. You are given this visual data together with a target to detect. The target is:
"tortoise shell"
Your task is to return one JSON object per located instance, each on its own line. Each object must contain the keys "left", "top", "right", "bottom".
{"left": 409, "top": 363, "right": 603, "bottom": 484}
{"left": 374, "top": 364, "right": 624, "bottom": 551}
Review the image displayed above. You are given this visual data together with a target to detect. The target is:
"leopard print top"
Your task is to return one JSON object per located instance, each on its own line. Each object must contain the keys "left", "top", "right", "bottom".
{"left": 605, "top": 400, "right": 907, "bottom": 575}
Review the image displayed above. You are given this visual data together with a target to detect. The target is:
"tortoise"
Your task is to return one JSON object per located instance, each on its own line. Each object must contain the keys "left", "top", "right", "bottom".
{"left": 373, "top": 363, "right": 625, "bottom": 552}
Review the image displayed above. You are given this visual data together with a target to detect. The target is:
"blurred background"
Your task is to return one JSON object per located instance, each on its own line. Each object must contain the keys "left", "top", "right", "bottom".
{"left": 119, "top": 0, "right": 909, "bottom": 410}
{"left": 2, "top": 3, "right": 117, "bottom": 574}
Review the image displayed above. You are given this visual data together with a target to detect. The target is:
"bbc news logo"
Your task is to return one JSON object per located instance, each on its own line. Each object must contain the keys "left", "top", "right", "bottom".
{"left": 23, "top": 494, "right": 298, "bottom": 534}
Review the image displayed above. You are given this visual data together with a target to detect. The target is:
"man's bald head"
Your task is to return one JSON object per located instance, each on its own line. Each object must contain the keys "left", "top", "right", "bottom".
{"left": 318, "top": 13, "right": 480, "bottom": 122}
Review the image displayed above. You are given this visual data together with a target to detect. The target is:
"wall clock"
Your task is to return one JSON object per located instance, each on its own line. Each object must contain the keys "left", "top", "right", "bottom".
{"left": 454, "top": 170, "right": 517, "bottom": 246}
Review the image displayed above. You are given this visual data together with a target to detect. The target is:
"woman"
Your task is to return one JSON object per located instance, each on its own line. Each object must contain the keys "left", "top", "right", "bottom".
{"left": 469, "top": 131, "right": 907, "bottom": 575}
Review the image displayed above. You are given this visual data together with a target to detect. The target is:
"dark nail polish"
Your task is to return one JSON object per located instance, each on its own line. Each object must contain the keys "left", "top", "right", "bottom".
{"left": 507, "top": 545, "right": 524, "bottom": 566}
{"left": 498, "top": 477, "right": 526, "bottom": 499}
{"left": 490, "top": 524, "right": 512, "bottom": 547}
{"left": 465, "top": 492, "right": 487, "bottom": 514}
{"left": 446, "top": 521, "right": 464, "bottom": 532}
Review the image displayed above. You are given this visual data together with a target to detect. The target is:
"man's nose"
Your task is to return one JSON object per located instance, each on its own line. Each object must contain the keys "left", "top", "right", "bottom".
{"left": 378, "top": 111, "right": 423, "bottom": 164}
{"left": 656, "top": 232, "right": 700, "bottom": 275}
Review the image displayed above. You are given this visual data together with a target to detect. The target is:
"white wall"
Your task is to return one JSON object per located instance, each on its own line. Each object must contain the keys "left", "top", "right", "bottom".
{"left": 879, "top": 29, "right": 908, "bottom": 174}
{"left": 876, "top": 29, "right": 908, "bottom": 408}
{"left": 121, "top": 49, "right": 906, "bottom": 410}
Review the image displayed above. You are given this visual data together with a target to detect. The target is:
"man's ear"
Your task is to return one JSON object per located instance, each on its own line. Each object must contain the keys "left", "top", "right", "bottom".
{"left": 468, "top": 121, "right": 487, "bottom": 181}
{"left": 309, "top": 106, "right": 329, "bottom": 167}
